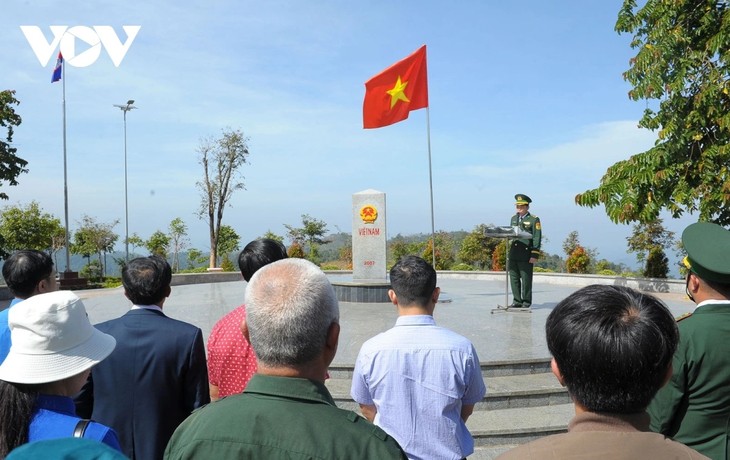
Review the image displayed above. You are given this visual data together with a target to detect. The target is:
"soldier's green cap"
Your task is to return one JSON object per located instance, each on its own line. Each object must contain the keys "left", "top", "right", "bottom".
{"left": 682, "top": 222, "right": 730, "bottom": 284}
{"left": 515, "top": 194, "right": 532, "bottom": 205}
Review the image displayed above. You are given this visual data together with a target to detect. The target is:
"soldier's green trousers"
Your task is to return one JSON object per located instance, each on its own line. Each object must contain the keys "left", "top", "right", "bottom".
{"left": 508, "top": 259, "right": 533, "bottom": 307}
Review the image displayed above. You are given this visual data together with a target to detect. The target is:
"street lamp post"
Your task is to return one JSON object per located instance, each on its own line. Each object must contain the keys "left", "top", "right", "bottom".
{"left": 113, "top": 100, "right": 137, "bottom": 262}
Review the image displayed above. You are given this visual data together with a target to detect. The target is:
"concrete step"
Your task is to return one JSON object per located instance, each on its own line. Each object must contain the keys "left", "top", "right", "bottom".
{"left": 467, "top": 403, "right": 574, "bottom": 446}
{"left": 327, "top": 357, "right": 553, "bottom": 380}
{"left": 325, "top": 370, "right": 569, "bottom": 412}
{"left": 324, "top": 357, "right": 573, "bottom": 450}
{"left": 470, "top": 445, "right": 520, "bottom": 459}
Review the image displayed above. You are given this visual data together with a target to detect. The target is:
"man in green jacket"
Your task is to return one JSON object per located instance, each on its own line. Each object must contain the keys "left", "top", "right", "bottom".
{"left": 508, "top": 194, "right": 542, "bottom": 308}
{"left": 164, "top": 258, "right": 406, "bottom": 460}
{"left": 648, "top": 222, "right": 730, "bottom": 460}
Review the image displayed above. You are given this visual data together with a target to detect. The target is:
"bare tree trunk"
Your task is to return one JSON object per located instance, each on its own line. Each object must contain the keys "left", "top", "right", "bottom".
{"left": 209, "top": 222, "right": 217, "bottom": 268}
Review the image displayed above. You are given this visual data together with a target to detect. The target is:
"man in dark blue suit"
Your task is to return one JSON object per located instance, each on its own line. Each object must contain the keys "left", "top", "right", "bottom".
{"left": 76, "top": 256, "right": 209, "bottom": 460}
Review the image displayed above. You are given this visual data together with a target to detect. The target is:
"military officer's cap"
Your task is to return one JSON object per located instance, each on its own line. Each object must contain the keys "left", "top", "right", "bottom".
{"left": 515, "top": 194, "right": 532, "bottom": 205}
{"left": 682, "top": 222, "right": 730, "bottom": 284}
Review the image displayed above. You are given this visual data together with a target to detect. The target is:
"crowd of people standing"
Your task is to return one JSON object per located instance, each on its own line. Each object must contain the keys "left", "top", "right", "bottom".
{"left": 0, "top": 221, "right": 728, "bottom": 459}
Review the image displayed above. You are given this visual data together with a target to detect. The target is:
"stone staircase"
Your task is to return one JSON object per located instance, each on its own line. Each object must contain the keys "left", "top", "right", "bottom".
{"left": 326, "top": 358, "right": 574, "bottom": 459}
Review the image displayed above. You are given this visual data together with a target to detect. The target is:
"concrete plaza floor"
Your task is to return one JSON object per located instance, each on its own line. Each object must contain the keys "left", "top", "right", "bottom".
{"left": 71, "top": 274, "right": 696, "bottom": 366}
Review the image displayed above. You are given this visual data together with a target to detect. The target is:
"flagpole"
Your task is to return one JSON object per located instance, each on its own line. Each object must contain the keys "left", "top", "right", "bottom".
{"left": 426, "top": 107, "right": 436, "bottom": 268}
{"left": 61, "top": 58, "right": 70, "bottom": 273}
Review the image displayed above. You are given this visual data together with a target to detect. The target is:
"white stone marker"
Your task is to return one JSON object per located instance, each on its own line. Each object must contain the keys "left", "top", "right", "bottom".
{"left": 352, "top": 189, "right": 387, "bottom": 281}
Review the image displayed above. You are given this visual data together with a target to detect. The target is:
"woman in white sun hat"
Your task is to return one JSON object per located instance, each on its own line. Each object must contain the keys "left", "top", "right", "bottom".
{"left": 0, "top": 290, "right": 121, "bottom": 456}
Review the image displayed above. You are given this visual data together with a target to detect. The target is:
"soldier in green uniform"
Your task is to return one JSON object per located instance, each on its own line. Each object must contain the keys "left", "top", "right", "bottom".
{"left": 648, "top": 222, "right": 730, "bottom": 460}
{"left": 508, "top": 194, "right": 541, "bottom": 308}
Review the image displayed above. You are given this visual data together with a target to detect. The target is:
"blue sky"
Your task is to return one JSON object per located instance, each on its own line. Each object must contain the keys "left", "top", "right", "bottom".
{"left": 1, "top": 1, "right": 693, "bottom": 272}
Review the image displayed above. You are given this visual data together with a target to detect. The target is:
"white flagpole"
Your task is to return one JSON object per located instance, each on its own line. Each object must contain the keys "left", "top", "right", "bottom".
{"left": 426, "top": 107, "right": 436, "bottom": 268}
{"left": 61, "top": 58, "right": 70, "bottom": 273}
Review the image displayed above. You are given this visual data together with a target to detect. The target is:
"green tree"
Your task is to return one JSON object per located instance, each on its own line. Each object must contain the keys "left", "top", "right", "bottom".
{"left": 566, "top": 246, "right": 591, "bottom": 274}
{"left": 186, "top": 248, "right": 208, "bottom": 269}
{"left": 216, "top": 224, "right": 240, "bottom": 267}
{"left": 287, "top": 242, "right": 305, "bottom": 259}
{"left": 71, "top": 215, "right": 119, "bottom": 277}
{"left": 627, "top": 219, "right": 675, "bottom": 278}
{"left": 562, "top": 231, "right": 581, "bottom": 257}
{"left": 422, "top": 231, "right": 455, "bottom": 271}
{"left": 126, "top": 233, "right": 145, "bottom": 257}
{"left": 388, "top": 234, "right": 424, "bottom": 264}
{"left": 576, "top": 1, "right": 730, "bottom": 224}
{"left": 196, "top": 128, "right": 251, "bottom": 268}
{"left": 79, "top": 259, "right": 102, "bottom": 281}
{"left": 645, "top": 248, "right": 669, "bottom": 279}
{"left": 457, "top": 224, "right": 499, "bottom": 269}
{"left": 535, "top": 253, "right": 564, "bottom": 272}
{"left": 284, "top": 214, "right": 328, "bottom": 262}
{"left": 168, "top": 217, "right": 189, "bottom": 273}
{"left": 492, "top": 240, "right": 507, "bottom": 270}
{"left": 0, "top": 201, "right": 64, "bottom": 258}
{"left": 146, "top": 230, "right": 170, "bottom": 259}
{"left": 0, "top": 90, "right": 28, "bottom": 201}
{"left": 261, "top": 230, "right": 284, "bottom": 244}
{"left": 339, "top": 244, "right": 353, "bottom": 269}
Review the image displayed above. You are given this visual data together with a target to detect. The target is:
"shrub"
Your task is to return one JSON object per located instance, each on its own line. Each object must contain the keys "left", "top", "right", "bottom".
{"left": 220, "top": 257, "right": 236, "bottom": 272}
{"left": 102, "top": 278, "right": 122, "bottom": 288}
{"left": 450, "top": 263, "right": 475, "bottom": 271}
{"left": 533, "top": 267, "right": 554, "bottom": 273}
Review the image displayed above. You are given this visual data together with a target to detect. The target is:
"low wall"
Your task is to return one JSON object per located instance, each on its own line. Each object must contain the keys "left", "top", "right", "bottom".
{"left": 438, "top": 271, "right": 685, "bottom": 295}
{"left": 0, "top": 270, "right": 685, "bottom": 302}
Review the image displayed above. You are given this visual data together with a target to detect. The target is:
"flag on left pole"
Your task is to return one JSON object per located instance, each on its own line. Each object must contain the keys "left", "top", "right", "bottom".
{"left": 51, "top": 52, "right": 63, "bottom": 83}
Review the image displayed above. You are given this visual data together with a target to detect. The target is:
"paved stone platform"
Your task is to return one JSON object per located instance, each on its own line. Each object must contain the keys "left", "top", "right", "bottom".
{"left": 65, "top": 274, "right": 695, "bottom": 365}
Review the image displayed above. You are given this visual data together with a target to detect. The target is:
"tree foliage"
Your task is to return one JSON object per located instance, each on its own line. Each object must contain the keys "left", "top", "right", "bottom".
{"left": 168, "top": 217, "right": 189, "bottom": 273}
{"left": 566, "top": 246, "right": 591, "bottom": 274}
{"left": 562, "top": 231, "right": 581, "bottom": 256}
{"left": 125, "top": 233, "right": 145, "bottom": 257}
{"left": 196, "top": 128, "right": 250, "bottom": 268}
{"left": 0, "top": 90, "right": 28, "bottom": 201}
{"left": 287, "top": 242, "right": 305, "bottom": 259}
{"left": 627, "top": 218, "right": 675, "bottom": 278}
{"left": 422, "top": 231, "right": 455, "bottom": 270}
{"left": 491, "top": 240, "right": 507, "bottom": 271}
{"left": 576, "top": 1, "right": 730, "bottom": 224}
{"left": 457, "top": 224, "right": 499, "bottom": 269}
{"left": 186, "top": 248, "right": 208, "bottom": 269}
{"left": 71, "top": 215, "right": 119, "bottom": 276}
{"left": 0, "top": 201, "right": 64, "bottom": 259}
{"left": 388, "top": 234, "right": 425, "bottom": 264}
{"left": 216, "top": 224, "right": 240, "bottom": 267}
{"left": 146, "top": 230, "right": 170, "bottom": 259}
{"left": 285, "top": 214, "right": 328, "bottom": 262}
{"left": 261, "top": 230, "right": 284, "bottom": 244}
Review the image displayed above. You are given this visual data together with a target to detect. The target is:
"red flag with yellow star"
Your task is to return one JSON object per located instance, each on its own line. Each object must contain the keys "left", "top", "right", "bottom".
{"left": 363, "top": 45, "right": 428, "bottom": 129}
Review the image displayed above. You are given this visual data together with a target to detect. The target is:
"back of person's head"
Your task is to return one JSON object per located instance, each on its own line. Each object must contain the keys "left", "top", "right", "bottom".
{"left": 2, "top": 250, "right": 54, "bottom": 299}
{"left": 238, "top": 238, "right": 288, "bottom": 282}
{"left": 245, "top": 258, "right": 339, "bottom": 367}
{"left": 121, "top": 256, "right": 172, "bottom": 305}
{"left": 389, "top": 255, "right": 437, "bottom": 306}
{"left": 546, "top": 284, "right": 679, "bottom": 414}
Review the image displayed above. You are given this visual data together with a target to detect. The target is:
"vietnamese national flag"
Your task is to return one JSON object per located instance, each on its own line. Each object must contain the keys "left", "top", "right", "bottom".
{"left": 363, "top": 45, "right": 428, "bottom": 129}
{"left": 51, "top": 52, "right": 63, "bottom": 83}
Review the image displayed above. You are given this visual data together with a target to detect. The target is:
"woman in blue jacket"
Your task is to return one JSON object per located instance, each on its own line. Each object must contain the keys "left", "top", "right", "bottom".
{"left": 0, "top": 290, "right": 120, "bottom": 456}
